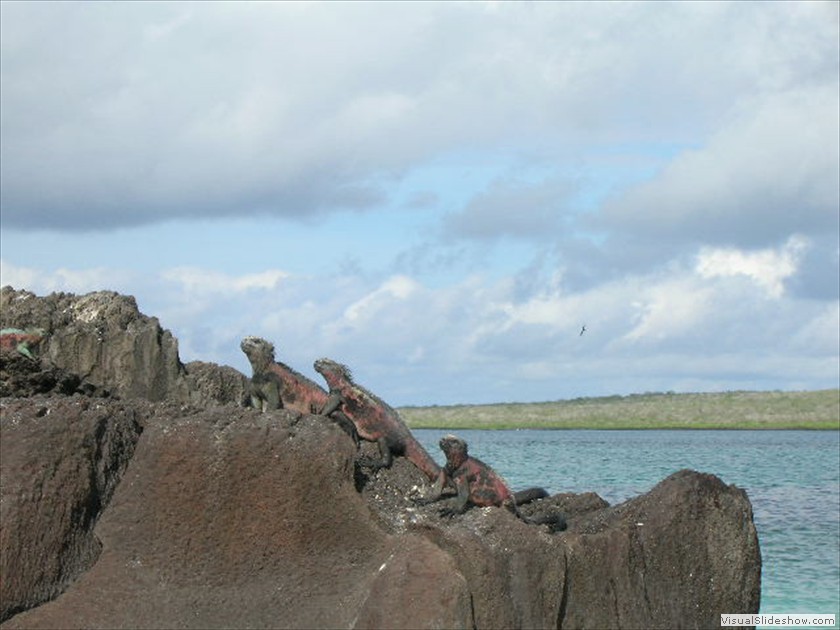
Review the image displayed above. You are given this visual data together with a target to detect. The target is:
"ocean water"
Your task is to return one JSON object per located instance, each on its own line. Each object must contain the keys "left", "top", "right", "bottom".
{"left": 414, "top": 429, "right": 840, "bottom": 623}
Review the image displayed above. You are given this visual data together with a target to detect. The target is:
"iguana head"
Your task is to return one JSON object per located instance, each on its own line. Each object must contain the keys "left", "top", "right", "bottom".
{"left": 439, "top": 434, "right": 469, "bottom": 467}
{"left": 240, "top": 336, "right": 275, "bottom": 371}
{"left": 314, "top": 358, "right": 353, "bottom": 383}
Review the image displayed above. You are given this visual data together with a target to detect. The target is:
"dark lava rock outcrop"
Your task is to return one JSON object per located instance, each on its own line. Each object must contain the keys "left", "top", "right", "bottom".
{"left": 0, "top": 288, "right": 762, "bottom": 629}
{"left": 0, "top": 400, "right": 762, "bottom": 629}
{"left": 182, "top": 360, "right": 249, "bottom": 407}
{"left": 0, "top": 396, "right": 143, "bottom": 621}
{"left": 1, "top": 404, "right": 472, "bottom": 629}
{"left": 0, "top": 287, "right": 247, "bottom": 406}
{"left": 0, "top": 349, "right": 108, "bottom": 398}
{"left": 557, "top": 470, "right": 761, "bottom": 628}
{"left": 0, "top": 287, "right": 186, "bottom": 402}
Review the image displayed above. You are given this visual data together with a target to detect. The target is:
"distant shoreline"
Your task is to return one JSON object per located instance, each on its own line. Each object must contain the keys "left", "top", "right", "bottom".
{"left": 399, "top": 389, "right": 840, "bottom": 431}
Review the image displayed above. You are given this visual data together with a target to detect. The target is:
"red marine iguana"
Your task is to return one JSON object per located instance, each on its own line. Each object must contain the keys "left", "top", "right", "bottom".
{"left": 421, "top": 434, "right": 566, "bottom": 532}
{"left": 240, "top": 336, "right": 311, "bottom": 413}
{"left": 240, "top": 337, "right": 357, "bottom": 443}
{"left": 0, "top": 328, "right": 46, "bottom": 360}
{"left": 314, "top": 358, "right": 443, "bottom": 484}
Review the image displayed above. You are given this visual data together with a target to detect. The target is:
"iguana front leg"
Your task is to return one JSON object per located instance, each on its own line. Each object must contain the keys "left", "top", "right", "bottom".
{"left": 414, "top": 470, "right": 449, "bottom": 505}
{"left": 264, "top": 381, "right": 281, "bottom": 412}
{"left": 372, "top": 436, "right": 392, "bottom": 470}
{"left": 440, "top": 477, "right": 470, "bottom": 517}
{"left": 329, "top": 410, "right": 360, "bottom": 447}
{"left": 319, "top": 392, "right": 344, "bottom": 416}
{"left": 317, "top": 394, "right": 360, "bottom": 446}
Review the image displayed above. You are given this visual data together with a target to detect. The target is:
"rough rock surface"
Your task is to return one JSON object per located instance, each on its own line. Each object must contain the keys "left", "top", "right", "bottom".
{"left": 0, "top": 288, "right": 762, "bottom": 629}
{"left": 0, "top": 396, "right": 143, "bottom": 622}
{"left": 1, "top": 405, "right": 472, "bottom": 629}
{"left": 183, "top": 360, "right": 249, "bottom": 407}
{"left": 0, "top": 399, "right": 761, "bottom": 629}
{"left": 0, "top": 349, "right": 109, "bottom": 398}
{"left": 0, "top": 287, "right": 247, "bottom": 406}
{"left": 355, "top": 446, "right": 761, "bottom": 629}
{"left": 1, "top": 287, "right": 188, "bottom": 402}
{"left": 558, "top": 470, "right": 761, "bottom": 629}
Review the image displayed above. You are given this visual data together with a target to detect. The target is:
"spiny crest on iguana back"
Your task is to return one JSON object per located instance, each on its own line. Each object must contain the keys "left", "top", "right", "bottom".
{"left": 314, "top": 358, "right": 396, "bottom": 412}
{"left": 315, "top": 357, "right": 353, "bottom": 381}
{"left": 241, "top": 337, "right": 329, "bottom": 391}
{"left": 314, "top": 356, "right": 442, "bottom": 482}
{"left": 239, "top": 337, "right": 359, "bottom": 443}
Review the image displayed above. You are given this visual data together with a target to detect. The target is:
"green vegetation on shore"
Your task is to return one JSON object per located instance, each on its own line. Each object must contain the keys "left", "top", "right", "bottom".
{"left": 399, "top": 389, "right": 840, "bottom": 430}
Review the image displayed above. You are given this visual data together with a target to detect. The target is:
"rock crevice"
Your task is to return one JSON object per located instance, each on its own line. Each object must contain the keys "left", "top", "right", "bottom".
{"left": 0, "top": 397, "right": 144, "bottom": 622}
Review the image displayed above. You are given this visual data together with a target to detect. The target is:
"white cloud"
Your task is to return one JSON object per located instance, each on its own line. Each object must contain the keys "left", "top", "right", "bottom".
{"left": 623, "top": 280, "right": 714, "bottom": 343}
{"left": 696, "top": 236, "right": 809, "bottom": 298}
{"left": 0, "top": 259, "right": 127, "bottom": 295}
{"left": 1, "top": 259, "right": 838, "bottom": 403}
{"left": 343, "top": 275, "right": 419, "bottom": 323}
{"left": 161, "top": 267, "right": 289, "bottom": 294}
{"left": 0, "top": 260, "right": 39, "bottom": 291}
{"left": 444, "top": 175, "right": 576, "bottom": 241}
{"left": 143, "top": 10, "right": 193, "bottom": 42}
{"left": 2, "top": 3, "right": 837, "bottom": 403}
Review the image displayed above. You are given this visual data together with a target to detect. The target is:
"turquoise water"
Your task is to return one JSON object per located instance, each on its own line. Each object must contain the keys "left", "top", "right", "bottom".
{"left": 415, "top": 429, "right": 840, "bottom": 622}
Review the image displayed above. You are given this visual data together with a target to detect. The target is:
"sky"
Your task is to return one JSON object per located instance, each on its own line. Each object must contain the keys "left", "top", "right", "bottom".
{"left": 1, "top": 1, "right": 838, "bottom": 405}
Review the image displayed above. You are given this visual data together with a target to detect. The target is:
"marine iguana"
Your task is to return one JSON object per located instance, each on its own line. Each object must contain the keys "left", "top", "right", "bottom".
{"left": 241, "top": 336, "right": 327, "bottom": 413}
{"left": 420, "top": 434, "right": 566, "bottom": 532}
{"left": 314, "top": 358, "right": 443, "bottom": 484}
{"left": 0, "top": 328, "right": 46, "bottom": 360}
{"left": 240, "top": 337, "right": 357, "bottom": 443}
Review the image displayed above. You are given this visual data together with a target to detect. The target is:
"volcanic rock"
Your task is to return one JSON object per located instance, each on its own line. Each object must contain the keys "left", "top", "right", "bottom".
{"left": 557, "top": 469, "right": 761, "bottom": 628}
{"left": 1, "top": 405, "right": 472, "bottom": 629}
{"left": 1, "top": 287, "right": 188, "bottom": 402}
{"left": 0, "top": 396, "right": 143, "bottom": 622}
{"left": 183, "top": 360, "right": 249, "bottom": 407}
{"left": 0, "top": 349, "right": 108, "bottom": 398}
{"left": 0, "top": 288, "right": 762, "bottom": 629}
{"left": 0, "top": 287, "right": 247, "bottom": 406}
{"left": 0, "top": 394, "right": 761, "bottom": 629}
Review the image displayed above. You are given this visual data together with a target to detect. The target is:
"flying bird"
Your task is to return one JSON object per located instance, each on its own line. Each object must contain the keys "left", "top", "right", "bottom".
{"left": 579, "top": 324, "right": 587, "bottom": 336}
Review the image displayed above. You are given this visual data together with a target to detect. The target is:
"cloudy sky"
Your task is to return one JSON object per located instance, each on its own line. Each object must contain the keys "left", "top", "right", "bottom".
{"left": 1, "top": 1, "right": 838, "bottom": 405}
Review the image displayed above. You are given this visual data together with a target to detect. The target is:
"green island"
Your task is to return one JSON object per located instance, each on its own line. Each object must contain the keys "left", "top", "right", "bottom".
{"left": 399, "top": 389, "right": 840, "bottom": 430}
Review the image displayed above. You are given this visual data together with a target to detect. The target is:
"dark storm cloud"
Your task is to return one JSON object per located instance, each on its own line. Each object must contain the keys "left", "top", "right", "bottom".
{"left": 0, "top": 2, "right": 427, "bottom": 229}
{"left": 443, "top": 176, "right": 577, "bottom": 241}
{"left": 789, "top": 236, "right": 840, "bottom": 301}
{"left": 5, "top": 2, "right": 836, "bottom": 233}
{"left": 593, "top": 88, "right": 839, "bottom": 250}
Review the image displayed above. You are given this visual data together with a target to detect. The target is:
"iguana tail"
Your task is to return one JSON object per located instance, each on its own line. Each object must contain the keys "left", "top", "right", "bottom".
{"left": 513, "top": 487, "right": 549, "bottom": 505}
{"left": 522, "top": 512, "right": 567, "bottom": 533}
{"left": 404, "top": 440, "right": 443, "bottom": 482}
